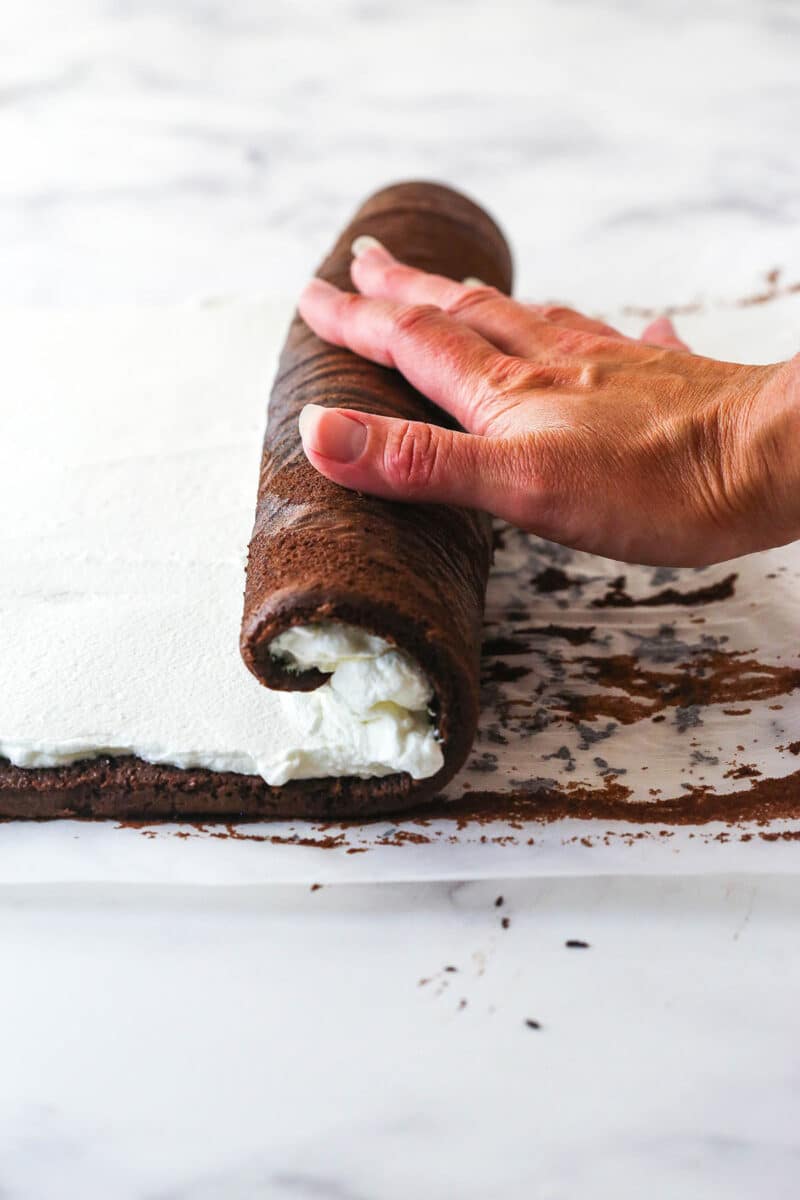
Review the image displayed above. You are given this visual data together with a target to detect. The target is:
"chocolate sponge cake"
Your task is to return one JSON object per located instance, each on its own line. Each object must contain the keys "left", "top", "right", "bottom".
{"left": 240, "top": 181, "right": 513, "bottom": 811}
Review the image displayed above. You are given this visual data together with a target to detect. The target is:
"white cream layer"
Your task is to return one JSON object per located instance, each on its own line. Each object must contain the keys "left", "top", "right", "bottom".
{"left": 268, "top": 624, "right": 442, "bottom": 782}
{"left": 0, "top": 303, "right": 442, "bottom": 786}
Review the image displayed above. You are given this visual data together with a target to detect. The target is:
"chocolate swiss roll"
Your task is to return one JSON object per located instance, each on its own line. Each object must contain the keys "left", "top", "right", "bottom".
{"left": 240, "top": 181, "right": 513, "bottom": 814}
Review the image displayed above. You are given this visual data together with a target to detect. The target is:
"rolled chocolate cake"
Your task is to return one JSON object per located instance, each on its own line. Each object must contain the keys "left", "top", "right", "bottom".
{"left": 240, "top": 181, "right": 514, "bottom": 813}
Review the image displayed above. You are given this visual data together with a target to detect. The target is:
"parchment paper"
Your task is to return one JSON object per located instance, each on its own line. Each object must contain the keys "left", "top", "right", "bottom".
{"left": 2, "top": 283, "right": 799, "bottom": 885}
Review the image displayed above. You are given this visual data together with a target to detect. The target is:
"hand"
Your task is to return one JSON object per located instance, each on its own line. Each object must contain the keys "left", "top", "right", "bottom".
{"left": 297, "top": 239, "right": 799, "bottom": 566}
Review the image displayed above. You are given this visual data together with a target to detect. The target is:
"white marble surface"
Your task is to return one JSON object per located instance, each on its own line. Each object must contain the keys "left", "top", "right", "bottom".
{"left": 3, "top": 1, "right": 800, "bottom": 1196}
{"left": 3, "top": 876, "right": 800, "bottom": 1199}
{"left": 3, "top": 0, "right": 799, "bottom": 312}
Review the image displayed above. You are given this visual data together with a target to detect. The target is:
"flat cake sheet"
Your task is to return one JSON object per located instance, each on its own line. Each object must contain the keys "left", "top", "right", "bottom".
{"left": 2, "top": 286, "right": 800, "bottom": 884}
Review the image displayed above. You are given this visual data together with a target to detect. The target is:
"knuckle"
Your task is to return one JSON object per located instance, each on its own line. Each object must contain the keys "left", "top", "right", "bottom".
{"left": 539, "top": 304, "right": 574, "bottom": 324}
{"left": 551, "top": 327, "right": 610, "bottom": 357}
{"left": 392, "top": 303, "right": 440, "bottom": 340}
{"left": 483, "top": 354, "right": 532, "bottom": 395}
{"left": 382, "top": 421, "right": 444, "bottom": 491}
{"left": 446, "top": 286, "right": 498, "bottom": 318}
{"left": 474, "top": 358, "right": 556, "bottom": 436}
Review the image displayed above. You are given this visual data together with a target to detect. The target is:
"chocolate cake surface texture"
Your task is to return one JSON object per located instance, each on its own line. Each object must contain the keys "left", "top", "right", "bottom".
{"left": 240, "top": 180, "right": 514, "bottom": 812}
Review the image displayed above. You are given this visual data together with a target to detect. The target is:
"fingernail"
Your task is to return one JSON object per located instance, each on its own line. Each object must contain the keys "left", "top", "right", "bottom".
{"left": 650, "top": 315, "right": 677, "bottom": 337}
{"left": 299, "top": 404, "right": 367, "bottom": 463}
{"left": 462, "top": 276, "right": 486, "bottom": 287}
{"left": 351, "top": 234, "right": 386, "bottom": 258}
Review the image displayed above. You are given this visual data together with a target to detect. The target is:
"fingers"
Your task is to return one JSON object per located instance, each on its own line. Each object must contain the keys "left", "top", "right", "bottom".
{"left": 640, "top": 316, "right": 690, "bottom": 351}
{"left": 298, "top": 402, "right": 539, "bottom": 523}
{"left": 351, "top": 237, "right": 630, "bottom": 355}
{"left": 351, "top": 238, "right": 539, "bottom": 358}
{"left": 351, "top": 238, "right": 638, "bottom": 363}
{"left": 299, "top": 277, "right": 541, "bottom": 434}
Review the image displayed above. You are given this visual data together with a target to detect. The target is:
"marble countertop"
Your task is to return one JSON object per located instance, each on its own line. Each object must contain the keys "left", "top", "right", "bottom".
{"left": 2, "top": 1, "right": 800, "bottom": 1196}
{"left": 4, "top": 875, "right": 800, "bottom": 1200}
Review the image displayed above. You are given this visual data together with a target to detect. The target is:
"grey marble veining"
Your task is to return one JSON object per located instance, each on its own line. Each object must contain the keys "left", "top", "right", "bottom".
{"left": 2, "top": 875, "right": 800, "bottom": 1200}
{"left": 2, "top": 0, "right": 799, "bottom": 310}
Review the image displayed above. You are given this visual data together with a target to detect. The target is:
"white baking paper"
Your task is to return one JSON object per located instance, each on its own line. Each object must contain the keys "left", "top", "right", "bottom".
{"left": 1, "top": 284, "right": 799, "bottom": 885}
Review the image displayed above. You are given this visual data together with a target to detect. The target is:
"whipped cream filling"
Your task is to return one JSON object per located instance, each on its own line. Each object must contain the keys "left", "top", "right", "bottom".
{"left": 0, "top": 303, "right": 443, "bottom": 787}
{"left": 267, "top": 623, "right": 442, "bottom": 782}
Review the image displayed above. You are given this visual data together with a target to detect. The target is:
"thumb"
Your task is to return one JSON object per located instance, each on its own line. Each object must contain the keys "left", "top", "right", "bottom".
{"left": 298, "top": 403, "right": 519, "bottom": 516}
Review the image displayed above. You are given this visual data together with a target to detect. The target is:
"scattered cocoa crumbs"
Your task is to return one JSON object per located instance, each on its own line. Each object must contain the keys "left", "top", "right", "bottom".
{"left": 533, "top": 566, "right": 582, "bottom": 592}
{"left": 458, "top": 999, "right": 468, "bottom": 1011}
{"left": 736, "top": 268, "right": 782, "bottom": 307}
{"left": 118, "top": 759, "right": 800, "bottom": 849}
{"left": 481, "top": 636, "right": 530, "bottom": 658}
{"left": 481, "top": 660, "right": 531, "bottom": 684}
{"left": 419, "top": 766, "right": 800, "bottom": 827}
{"left": 444, "top": 965, "right": 458, "bottom": 973}
{"left": 377, "top": 829, "right": 429, "bottom": 846}
{"left": 565, "top": 940, "right": 590, "bottom": 949}
{"left": 738, "top": 291, "right": 775, "bottom": 307}
{"left": 495, "top": 895, "right": 504, "bottom": 907}
{"left": 560, "top": 650, "right": 800, "bottom": 726}
{"left": 501, "top": 917, "right": 510, "bottom": 930}
{"left": 525, "top": 1019, "right": 542, "bottom": 1030}
{"left": 787, "top": 741, "right": 800, "bottom": 756}
{"left": 519, "top": 623, "right": 597, "bottom": 646}
{"left": 310, "top": 883, "right": 322, "bottom": 892}
{"left": 209, "top": 823, "right": 348, "bottom": 850}
{"left": 623, "top": 302, "right": 702, "bottom": 319}
{"left": 592, "top": 573, "right": 737, "bottom": 609}
{"left": 625, "top": 268, "right": 796, "bottom": 318}
{"left": 724, "top": 764, "right": 762, "bottom": 780}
